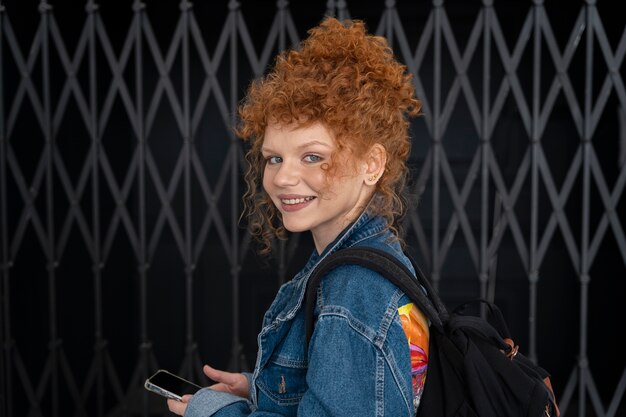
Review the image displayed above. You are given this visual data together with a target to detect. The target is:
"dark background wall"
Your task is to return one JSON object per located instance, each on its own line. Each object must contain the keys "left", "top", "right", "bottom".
{"left": 1, "top": 1, "right": 625, "bottom": 416}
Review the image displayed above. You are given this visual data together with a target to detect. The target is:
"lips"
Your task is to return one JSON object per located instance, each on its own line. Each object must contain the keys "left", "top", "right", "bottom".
{"left": 281, "top": 196, "right": 315, "bottom": 205}
{"left": 278, "top": 195, "right": 316, "bottom": 212}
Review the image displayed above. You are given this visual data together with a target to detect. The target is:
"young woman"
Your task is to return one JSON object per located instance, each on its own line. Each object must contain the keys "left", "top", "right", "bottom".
{"left": 168, "top": 16, "right": 427, "bottom": 416}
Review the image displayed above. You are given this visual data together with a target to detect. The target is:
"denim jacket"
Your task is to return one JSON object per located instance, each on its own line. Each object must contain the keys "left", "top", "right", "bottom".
{"left": 185, "top": 209, "right": 420, "bottom": 417}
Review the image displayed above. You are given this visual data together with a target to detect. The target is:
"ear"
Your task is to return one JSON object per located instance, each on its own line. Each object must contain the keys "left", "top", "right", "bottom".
{"left": 364, "top": 143, "right": 387, "bottom": 185}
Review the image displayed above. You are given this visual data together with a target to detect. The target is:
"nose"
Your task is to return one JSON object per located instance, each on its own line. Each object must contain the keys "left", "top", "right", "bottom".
{"left": 272, "top": 160, "right": 300, "bottom": 187}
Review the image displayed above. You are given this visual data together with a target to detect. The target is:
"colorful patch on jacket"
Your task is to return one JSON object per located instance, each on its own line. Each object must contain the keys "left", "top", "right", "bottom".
{"left": 397, "top": 302, "right": 429, "bottom": 410}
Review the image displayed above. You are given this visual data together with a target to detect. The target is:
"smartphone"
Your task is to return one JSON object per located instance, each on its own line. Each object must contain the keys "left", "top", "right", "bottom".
{"left": 144, "top": 369, "right": 202, "bottom": 401}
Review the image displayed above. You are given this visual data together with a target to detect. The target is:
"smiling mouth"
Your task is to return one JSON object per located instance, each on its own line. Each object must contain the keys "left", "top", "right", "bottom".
{"left": 281, "top": 196, "right": 316, "bottom": 205}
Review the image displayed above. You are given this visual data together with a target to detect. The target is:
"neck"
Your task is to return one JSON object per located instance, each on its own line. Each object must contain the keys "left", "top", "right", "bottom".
{"left": 312, "top": 192, "right": 375, "bottom": 254}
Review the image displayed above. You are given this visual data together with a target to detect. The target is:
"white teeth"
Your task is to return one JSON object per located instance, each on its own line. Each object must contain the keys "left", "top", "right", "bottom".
{"left": 282, "top": 196, "right": 314, "bottom": 205}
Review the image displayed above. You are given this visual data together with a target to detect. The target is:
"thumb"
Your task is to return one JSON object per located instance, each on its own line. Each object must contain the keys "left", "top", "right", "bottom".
{"left": 203, "top": 364, "right": 237, "bottom": 385}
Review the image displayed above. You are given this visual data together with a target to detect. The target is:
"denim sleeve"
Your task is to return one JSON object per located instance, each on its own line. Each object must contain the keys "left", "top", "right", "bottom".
{"left": 242, "top": 372, "right": 254, "bottom": 401}
{"left": 184, "top": 388, "right": 250, "bottom": 417}
{"left": 183, "top": 387, "right": 287, "bottom": 417}
{"left": 297, "top": 312, "right": 413, "bottom": 416}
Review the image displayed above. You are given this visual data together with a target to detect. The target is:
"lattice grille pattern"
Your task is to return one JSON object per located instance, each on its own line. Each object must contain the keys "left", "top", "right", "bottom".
{"left": 1, "top": 1, "right": 625, "bottom": 417}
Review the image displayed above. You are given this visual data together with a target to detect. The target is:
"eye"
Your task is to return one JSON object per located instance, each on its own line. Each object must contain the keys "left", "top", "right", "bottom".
{"left": 303, "top": 154, "right": 322, "bottom": 163}
{"left": 265, "top": 156, "right": 282, "bottom": 165}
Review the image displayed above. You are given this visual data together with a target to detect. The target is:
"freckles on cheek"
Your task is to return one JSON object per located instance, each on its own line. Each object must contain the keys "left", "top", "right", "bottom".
{"left": 262, "top": 171, "right": 273, "bottom": 195}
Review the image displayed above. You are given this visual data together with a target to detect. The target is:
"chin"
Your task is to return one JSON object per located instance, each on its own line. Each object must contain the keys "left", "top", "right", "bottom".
{"left": 281, "top": 221, "right": 311, "bottom": 234}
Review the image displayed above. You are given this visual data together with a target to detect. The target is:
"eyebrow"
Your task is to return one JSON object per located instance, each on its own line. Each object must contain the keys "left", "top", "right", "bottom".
{"left": 296, "top": 140, "right": 332, "bottom": 151}
{"left": 261, "top": 140, "right": 332, "bottom": 154}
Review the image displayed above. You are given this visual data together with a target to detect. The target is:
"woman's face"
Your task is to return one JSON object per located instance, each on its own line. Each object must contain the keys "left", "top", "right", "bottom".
{"left": 261, "top": 121, "right": 374, "bottom": 253}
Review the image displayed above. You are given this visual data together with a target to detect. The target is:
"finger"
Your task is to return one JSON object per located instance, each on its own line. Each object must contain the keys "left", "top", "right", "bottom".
{"left": 167, "top": 398, "right": 188, "bottom": 416}
{"left": 203, "top": 364, "right": 238, "bottom": 385}
{"left": 208, "top": 382, "right": 230, "bottom": 393}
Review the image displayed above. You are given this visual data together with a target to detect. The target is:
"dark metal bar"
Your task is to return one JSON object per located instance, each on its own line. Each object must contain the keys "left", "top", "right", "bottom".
{"left": 278, "top": 0, "right": 286, "bottom": 52}
{"left": 131, "top": 2, "right": 150, "bottom": 417}
{"left": 431, "top": 0, "right": 442, "bottom": 291}
{"left": 325, "top": 0, "right": 335, "bottom": 18}
{"left": 180, "top": 0, "right": 196, "bottom": 375}
{"left": 228, "top": 0, "right": 243, "bottom": 372}
{"left": 529, "top": 0, "right": 542, "bottom": 364}
{"left": 181, "top": 3, "right": 208, "bottom": 367}
{"left": 37, "top": 3, "right": 61, "bottom": 417}
{"left": 607, "top": 366, "right": 626, "bottom": 416}
{"left": 579, "top": 2, "right": 595, "bottom": 417}
{"left": 85, "top": 0, "right": 105, "bottom": 415}
{"left": 384, "top": 0, "right": 393, "bottom": 48}
{"left": 337, "top": 0, "right": 349, "bottom": 21}
{"left": 0, "top": 2, "right": 10, "bottom": 417}
{"left": 133, "top": 0, "right": 147, "bottom": 344}
{"left": 480, "top": 0, "right": 492, "bottom": 305}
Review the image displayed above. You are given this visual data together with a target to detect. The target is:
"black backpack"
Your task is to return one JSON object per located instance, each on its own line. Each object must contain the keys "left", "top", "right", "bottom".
{"left": 304, "top": 246, "right": 559, "bottom": 417}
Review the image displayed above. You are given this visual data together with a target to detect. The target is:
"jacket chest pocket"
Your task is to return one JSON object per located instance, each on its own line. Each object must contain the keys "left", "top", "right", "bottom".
{"left": 256, "top": 355, "right": 308, "bottom": 407}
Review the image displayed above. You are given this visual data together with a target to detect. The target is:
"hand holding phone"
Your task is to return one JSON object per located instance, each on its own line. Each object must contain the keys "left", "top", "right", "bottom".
{"left": 144, "top": 369, "right": 202, "bottom": 401}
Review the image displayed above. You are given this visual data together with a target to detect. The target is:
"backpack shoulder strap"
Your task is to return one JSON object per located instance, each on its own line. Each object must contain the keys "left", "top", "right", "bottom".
{"left": 304, "top": 246, "right": 445, "bottom": 345}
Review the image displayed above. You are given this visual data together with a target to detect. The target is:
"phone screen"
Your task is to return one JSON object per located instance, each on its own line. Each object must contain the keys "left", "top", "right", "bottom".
{"left": 144, "top": 370, "right": 201, "bottom": 401}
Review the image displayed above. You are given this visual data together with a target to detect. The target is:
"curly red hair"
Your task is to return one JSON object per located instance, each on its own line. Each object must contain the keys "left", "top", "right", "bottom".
{"left": 237, "top": 17, "right": 421, "bottom": 254}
